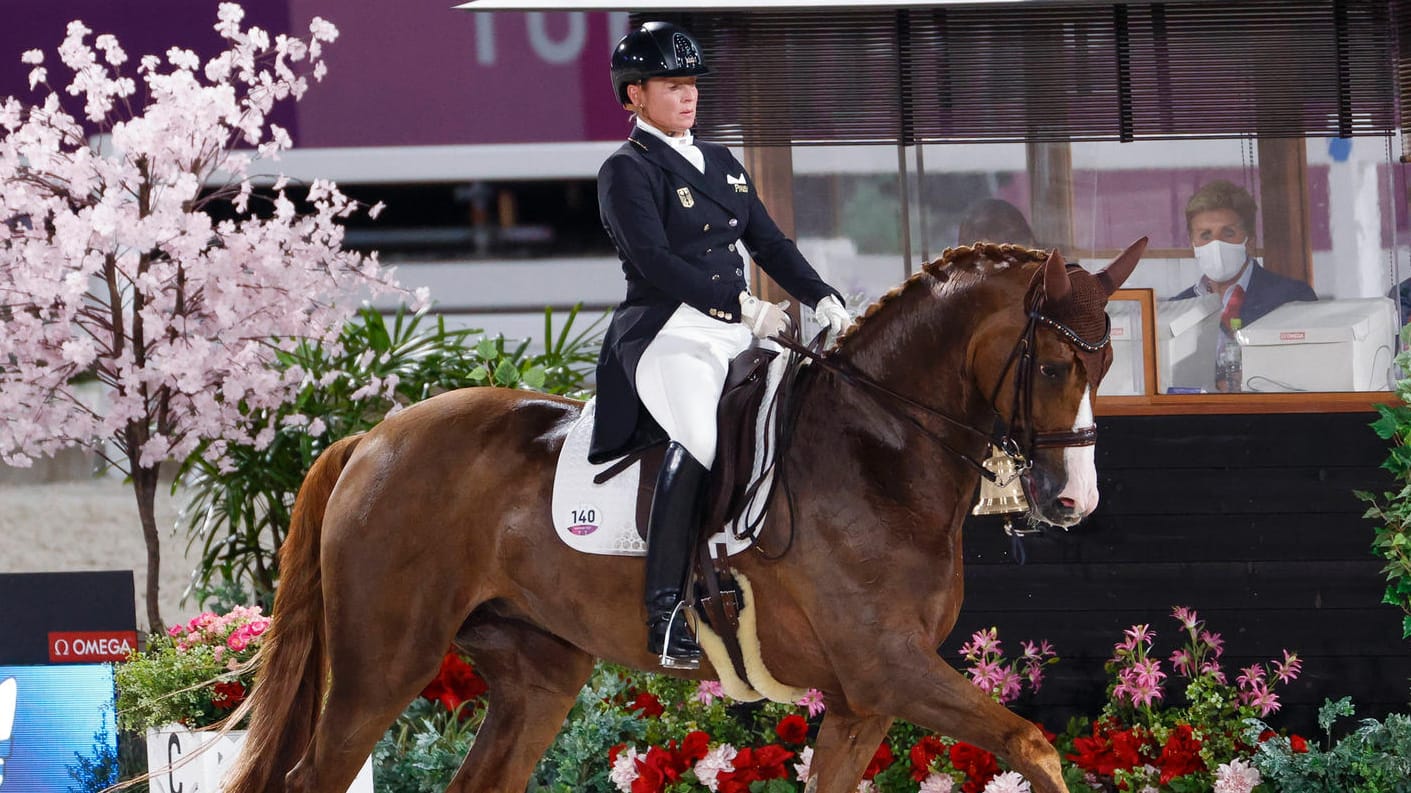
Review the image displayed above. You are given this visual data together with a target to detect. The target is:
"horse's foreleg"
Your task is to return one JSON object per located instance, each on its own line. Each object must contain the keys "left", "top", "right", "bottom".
{"left": 843, "top": 641, "right": 1064, "bottom": 793}
{"left": 445, "top": 616, "right": 595, "bottom": 792}
{"left": 802, "top": 709, "right": 893, "bottom": 793}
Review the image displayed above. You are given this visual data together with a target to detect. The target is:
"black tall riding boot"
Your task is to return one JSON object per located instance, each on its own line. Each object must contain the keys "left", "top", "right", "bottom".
{"left": 644, "top": 441, "right": 709, "bottom": 669}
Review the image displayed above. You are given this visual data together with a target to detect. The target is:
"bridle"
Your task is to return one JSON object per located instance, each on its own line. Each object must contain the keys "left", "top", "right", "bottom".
{"left": 774, "top": 285, "right": 1110, "bottom": 485}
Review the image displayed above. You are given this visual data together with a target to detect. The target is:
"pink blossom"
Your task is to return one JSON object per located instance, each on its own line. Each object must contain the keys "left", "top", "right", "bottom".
{"left": 609, "top": 747, "right": 639, "bottom": 793}
{"left": 793, "top": 745, "right": 814, "bottom": 783}
{"left": 1171, "top": 606, "right": 1199, "bottom": 631}
{"left": 694, "top": 744, "right": 737, "bottom": 792}
{"left": 1200, "top": 630, "right": 1225, "bottom": 658}
{"left": 982, "top": 771, "right": 1032, "bottom": 793}
{"left": 0, "top": 7, "right": 409, "bottom": 625}
{"left": 797, "top": 688, "right": 826, "bottom": 717}
{"left": 1213, "top": 758, "right": 1262, "bottom": 793}
{"left": 694, "top": 680, "right": 725, "bottom": 705}
{"left": 961, "top": 627, "right": 1001, "bottom": 659}
{"left": 919, "top": 773, "right": 956, "bottom": 793}
{"left": 1274, "top": 650, "right": 1302, "bottom": 684}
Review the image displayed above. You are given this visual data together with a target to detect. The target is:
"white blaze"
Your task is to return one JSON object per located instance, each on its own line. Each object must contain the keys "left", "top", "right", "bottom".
{"left": 1058, "top": 388, "right": 1099, "bottom": 515}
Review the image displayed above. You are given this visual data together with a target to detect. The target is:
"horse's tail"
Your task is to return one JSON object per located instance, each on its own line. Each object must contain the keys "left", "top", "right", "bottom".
{"left": 222, "top": 433, "right": 364, "bottom": 793}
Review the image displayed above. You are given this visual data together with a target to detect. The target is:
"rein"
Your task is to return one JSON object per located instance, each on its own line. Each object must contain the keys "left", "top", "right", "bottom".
{"left": 772, "top": 300, "right": 1108, "bottom": 484}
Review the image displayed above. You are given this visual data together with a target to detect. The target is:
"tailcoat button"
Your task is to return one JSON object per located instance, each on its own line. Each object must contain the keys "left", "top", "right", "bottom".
{"left": 728, "top": 218, "right": 738, "bottom": 227}
{"left": 703, "top": 223, "right": 710, "bottom": 231}
{"left": 735, "top": 268, "right": 743, "bottom": 276}
{"left": 711, "top": 274, "right": 720, "bottom": 281}
{"left": 727, "top": 243, "right": 736, "bottom": 252}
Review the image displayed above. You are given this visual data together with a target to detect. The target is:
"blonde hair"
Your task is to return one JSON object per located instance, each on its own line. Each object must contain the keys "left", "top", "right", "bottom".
{"left": 1185, "top": 180, "right": 1257, "bottom": 238}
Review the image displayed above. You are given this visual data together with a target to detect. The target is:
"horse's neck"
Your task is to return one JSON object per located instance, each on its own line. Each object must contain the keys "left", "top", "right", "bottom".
{"left": 788, "top": 278, "right": 996, "bottom": 522}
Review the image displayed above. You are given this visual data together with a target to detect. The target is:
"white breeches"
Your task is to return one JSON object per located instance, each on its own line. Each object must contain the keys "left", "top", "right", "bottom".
{"left": 635, "top": 303, "right": 753, "bottom": 469}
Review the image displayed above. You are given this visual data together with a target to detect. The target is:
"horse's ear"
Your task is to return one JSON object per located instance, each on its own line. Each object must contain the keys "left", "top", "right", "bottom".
{"left": 1096, "top": 236, "right": 1148, "bottom": 296}
{"left": 1043, "top": 248, "right": 1070, "bottom": 302}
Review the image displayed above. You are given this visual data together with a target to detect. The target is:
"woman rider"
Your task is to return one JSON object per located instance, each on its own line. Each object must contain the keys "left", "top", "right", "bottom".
{"left": 589, "top": 22, "right": 854, "bottom": 669}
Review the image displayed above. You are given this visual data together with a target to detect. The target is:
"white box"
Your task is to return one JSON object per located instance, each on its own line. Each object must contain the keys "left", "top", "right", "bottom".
{"left": 1156, "top": 295, "right": 1223, "bottom": 393}
{"left": 146, "top": 726, "right": 373, "bottom": 793}
{"left": 1099, "top": 299, "right": 1145, "bottom": 396}
{"left": 1236, "top": 297, "right": 1398, "bottom": 392}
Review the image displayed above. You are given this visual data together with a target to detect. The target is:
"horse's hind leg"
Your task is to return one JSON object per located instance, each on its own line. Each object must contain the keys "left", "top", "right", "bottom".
{"left": 802, "top": 709, "right": 894, "bottom": 793}
{"left": 443, "top": 616, "right": 595, "bottom": 792}
{"left": 283, "top": 607, "right": 450, "bottom": 793}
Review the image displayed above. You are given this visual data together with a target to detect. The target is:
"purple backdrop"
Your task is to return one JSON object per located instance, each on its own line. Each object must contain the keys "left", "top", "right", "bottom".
{"left": 0, "top": 2, "right": 626, "bottom": 147}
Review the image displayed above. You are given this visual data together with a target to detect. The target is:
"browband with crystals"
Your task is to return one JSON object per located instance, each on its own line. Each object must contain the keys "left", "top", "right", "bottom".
{"left": 1030, "top": 312, "right": 1112, "bottom": 353}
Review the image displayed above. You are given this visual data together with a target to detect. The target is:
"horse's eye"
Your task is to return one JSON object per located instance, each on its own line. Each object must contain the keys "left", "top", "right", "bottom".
{"left": 1039, "top": 363, "right": 1063, "bottom": 379}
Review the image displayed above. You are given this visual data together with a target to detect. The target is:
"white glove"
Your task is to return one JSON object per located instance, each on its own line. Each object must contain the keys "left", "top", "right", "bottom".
{"left": 812, "top": 294, "right": 854, "bottom": 337}
{"left": 738, "top": 291, "right": 791, "bottom": 339}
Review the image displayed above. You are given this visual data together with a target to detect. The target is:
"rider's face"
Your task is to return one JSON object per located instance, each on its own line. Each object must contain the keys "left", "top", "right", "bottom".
{"left": 627, "top": 77, "right": 698, "bottom": 137}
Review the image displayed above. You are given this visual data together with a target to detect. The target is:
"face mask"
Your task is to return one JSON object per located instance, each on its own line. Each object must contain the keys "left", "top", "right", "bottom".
{"left": 1194, "top": 240, "right": 1247, "bottom": 283}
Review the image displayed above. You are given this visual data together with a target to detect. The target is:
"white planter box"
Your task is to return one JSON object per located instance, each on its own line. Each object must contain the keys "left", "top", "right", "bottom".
{"left": 146, "top": 726, "right": 374, "bottom": 792}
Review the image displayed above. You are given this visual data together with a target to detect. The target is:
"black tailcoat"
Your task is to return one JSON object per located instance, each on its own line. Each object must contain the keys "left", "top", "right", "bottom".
{"left": 588, "top": 127, "right": 840, "bottom": 463}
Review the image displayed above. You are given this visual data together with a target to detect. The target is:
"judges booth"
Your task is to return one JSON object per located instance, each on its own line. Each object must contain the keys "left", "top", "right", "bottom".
{"left": 461, "top": 0, "right": 1411, "bottom": 732}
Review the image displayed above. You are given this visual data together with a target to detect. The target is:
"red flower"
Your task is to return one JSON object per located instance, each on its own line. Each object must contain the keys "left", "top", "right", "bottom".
{"left": 909, "top": 736, "right": 948, "bottom": 781}
{"left": 716, "top": 744, "right": 793, "bottom": 793}
{"left": 642, "top": 745, "right": 686, "bottom": 785}
{"left": 863, "top": 742, "right": 895, "bottom": 780}
{"left": 419, "top": 651, "right": 488, "bottom": 716}
{"left": 751, "top": 744, "right": 795, "bottom": 779}
{"left": 1033, "top": 721, "right": 1058, "bottom": 744}
{"left": 608, "top": 743, "right": 627, "bottom": 767}
{"left": 1290, "top": 734, "right": 1309, "bottom": 753}
{"left": 680, "top": 730, "right": 711, "bottom": 764}
{"left": 1067, "top": 721, "right": 1146, "bottom": 778}
{"left": 630, "top": 756, "right": 664, "bottom": 793}
{"left": 1258, "top": 729, "right": 1277, "bottom": 743}
{"left": 1155, "top": 724, "right": 1203, "bottom": 785}
{"left": 628, "top": 691, "right": 665, "bottom": 718}
{"left": 949, "top": 741, "right": 1000, "bottom": 793}
{"left": 775, "top": 714, "right": 809, "bottom": 745}
{"left": 211, "top": 680, "right": 245, "bottom": 710}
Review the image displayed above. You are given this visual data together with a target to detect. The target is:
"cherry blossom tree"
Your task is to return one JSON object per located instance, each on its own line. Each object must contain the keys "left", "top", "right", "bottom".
{"left": 0, "top": 5, "right": 421, "bottom": 630}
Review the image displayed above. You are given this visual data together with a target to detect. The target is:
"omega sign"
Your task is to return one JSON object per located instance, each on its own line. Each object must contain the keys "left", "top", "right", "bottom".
{"left": 48, "top": 631, "right": 139, "bottom": 663}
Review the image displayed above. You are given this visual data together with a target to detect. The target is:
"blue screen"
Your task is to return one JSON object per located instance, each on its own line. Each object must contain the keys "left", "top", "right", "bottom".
{"left": 0, "top": 665, "right": 117, "bottom": 793}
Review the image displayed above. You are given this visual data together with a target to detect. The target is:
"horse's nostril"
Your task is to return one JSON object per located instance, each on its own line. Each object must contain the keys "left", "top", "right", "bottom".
{"left": 1057, "top": 496, "right": 1077, "bottom": 511}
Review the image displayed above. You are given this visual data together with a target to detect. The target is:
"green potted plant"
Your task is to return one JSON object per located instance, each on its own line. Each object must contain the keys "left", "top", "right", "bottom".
{"left": 115, "top": 606, "right": 375, "bottom": 792}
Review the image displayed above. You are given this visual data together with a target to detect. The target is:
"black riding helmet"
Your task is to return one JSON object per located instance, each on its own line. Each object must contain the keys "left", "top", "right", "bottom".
{"left": 610, "top": 22, "right": 709, "bottom": 106}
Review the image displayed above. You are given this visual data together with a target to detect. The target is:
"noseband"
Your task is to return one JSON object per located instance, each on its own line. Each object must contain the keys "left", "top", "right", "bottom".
{"left": 776, "top": 295, "right": 1109, "bottom": 485}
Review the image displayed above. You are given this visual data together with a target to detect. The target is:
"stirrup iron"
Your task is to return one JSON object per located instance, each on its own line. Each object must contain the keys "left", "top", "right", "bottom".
{"left": 658, "top": 601, "right": 700, "bottom": 670}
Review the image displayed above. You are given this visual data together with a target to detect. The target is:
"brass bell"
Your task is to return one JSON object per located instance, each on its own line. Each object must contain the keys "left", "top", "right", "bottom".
{"left": 972, "top": 445, "right": 1029, "bottom": 518}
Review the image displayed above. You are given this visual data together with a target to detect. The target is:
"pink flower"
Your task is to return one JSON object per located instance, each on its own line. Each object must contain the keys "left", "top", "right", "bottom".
{"left": 1213, "top": 758, "right": 1262, "bottom": 793}
{"left": 793, "top": 746, "right": 814, "bottom": 783}
{"left": 1171, "top": 606, "right": 1199, "bottom": 631}
{"left": 919, "top": 773, "right": 956, "bottom": 793}
{"left": 961, "top": 628, "right": 1001, "bottom": 659}
{"left": 609, "top": 747, "right": 640, "bottom": 793}
{"left": 797, "top": 689, "right": 826, "bottom": 718}
{"left": 695, "top": 680, "right": 725, "bottom": 706}
{"left": 695, "top": 744, "right": 737, "bottom": 792}
{"left": 1200, "top": 630, "right": 1225, "bottom": 658}
{"left": 982, "top": 771, "right": 1032, "bottom": 793}
{"left": 1274, "top": 651, "right": 1302, "bottom": 684}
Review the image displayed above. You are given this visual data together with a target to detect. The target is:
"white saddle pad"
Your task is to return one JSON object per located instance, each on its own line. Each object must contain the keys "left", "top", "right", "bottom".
{"left": 552, "top": 342, "right": 793, "bottom": 557}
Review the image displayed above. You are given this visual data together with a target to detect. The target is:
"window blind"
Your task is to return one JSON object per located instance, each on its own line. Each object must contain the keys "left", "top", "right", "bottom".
{"left": 634, "top": 0, "right": 1400, "bottom": 146}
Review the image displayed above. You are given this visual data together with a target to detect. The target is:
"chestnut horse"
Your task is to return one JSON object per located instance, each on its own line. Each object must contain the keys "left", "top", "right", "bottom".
{"left": 224, "top": 240, "right": 1144, "bottom": 793}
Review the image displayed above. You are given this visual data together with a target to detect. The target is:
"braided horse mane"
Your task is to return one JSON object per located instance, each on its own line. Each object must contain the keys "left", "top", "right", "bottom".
{"left": 828, "top": 242, "right": 1050, "bottom": 354}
